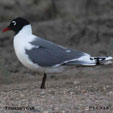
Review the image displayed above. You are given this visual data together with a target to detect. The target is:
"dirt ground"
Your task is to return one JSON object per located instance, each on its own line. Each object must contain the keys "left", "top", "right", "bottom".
{"left": 0, "top": 65, "right": 113, "bottom": 113}
{"left": 0, "top": 0, "right": 113, "bottom": 113}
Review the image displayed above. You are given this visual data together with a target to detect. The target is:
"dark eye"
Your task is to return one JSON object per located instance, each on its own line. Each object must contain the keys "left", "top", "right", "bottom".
{"left": 12, "top": 21, "right": 16, "bottom": 26}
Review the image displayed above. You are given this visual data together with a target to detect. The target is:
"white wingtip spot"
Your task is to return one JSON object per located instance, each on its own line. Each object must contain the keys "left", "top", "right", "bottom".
{"left": 66, "top": 50, "right": 71, "bottom": 52}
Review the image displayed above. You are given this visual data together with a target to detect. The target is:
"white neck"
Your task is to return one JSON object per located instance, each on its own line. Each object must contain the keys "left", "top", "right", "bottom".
{"left": 14, "top": 24, "right": 34, "bottom": 46}
{"left": 19, "top": 24, "right": 32, "bottom": 35}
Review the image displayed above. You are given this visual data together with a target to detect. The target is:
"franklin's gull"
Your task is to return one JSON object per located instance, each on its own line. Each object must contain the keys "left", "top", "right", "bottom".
{"left": 2, "top": 17, "right": 112, "bottom": 89}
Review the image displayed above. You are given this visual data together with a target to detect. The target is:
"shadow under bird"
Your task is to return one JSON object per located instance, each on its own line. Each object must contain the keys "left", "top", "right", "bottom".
{"left": 2, "top": 17, "right": 113, "bottom": 89}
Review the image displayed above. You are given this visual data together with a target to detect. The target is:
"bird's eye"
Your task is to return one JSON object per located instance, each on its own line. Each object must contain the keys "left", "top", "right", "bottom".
{"left": 12, "top": 21, "right": 16, "bottom": 26}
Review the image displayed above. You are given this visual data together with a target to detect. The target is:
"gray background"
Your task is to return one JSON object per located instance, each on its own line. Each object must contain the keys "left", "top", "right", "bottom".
{"left": 0, "top": 0, "right": 113, "bottom": 113}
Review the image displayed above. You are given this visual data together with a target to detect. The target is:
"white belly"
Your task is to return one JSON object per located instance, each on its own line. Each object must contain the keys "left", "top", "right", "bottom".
{"left": 14, "top": 45, "right": 40, "bottom": 71}
{"left": 13, "top": 33, "right": 41, "bottom": 71}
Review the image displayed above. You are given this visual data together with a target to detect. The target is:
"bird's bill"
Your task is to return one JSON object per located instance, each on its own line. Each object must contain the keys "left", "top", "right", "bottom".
{"left": 2, "top": 27, "right": 11, "bottom": 32}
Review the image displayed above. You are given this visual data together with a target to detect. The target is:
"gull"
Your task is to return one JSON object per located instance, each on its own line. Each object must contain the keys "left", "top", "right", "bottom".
{"left": 2, "top": 17, "right": 112, "bottom": 89}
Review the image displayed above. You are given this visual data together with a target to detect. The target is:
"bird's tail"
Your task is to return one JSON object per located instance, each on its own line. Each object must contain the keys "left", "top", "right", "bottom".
{"left": 92, "top": 56, "right": 112, "bottom": 65}
{"left": 66, "top": 56, "right": 112, "bottom": 66}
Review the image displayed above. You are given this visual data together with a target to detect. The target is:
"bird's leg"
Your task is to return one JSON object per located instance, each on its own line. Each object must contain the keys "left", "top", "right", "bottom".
{"left": 40, "top": 73, "right": 47, "bottom": 89}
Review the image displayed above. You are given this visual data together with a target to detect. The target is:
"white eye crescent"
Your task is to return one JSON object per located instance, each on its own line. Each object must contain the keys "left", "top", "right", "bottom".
{"left": 12, "top": 21, "right": 16, "bottom": 26}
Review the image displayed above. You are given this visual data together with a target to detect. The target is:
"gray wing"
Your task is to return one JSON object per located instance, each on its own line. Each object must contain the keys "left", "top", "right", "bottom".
{"left": 25, "top": 37, "right": 89, "bottom": 67}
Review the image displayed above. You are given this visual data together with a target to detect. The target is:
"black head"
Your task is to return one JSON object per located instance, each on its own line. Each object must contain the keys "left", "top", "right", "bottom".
{"left": 3, "top": 17, "right": 30, "bottom": 34}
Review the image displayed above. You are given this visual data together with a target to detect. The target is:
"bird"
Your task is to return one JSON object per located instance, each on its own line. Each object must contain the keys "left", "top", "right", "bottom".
{"left": 2, "top": 17, "right": 112, "bottom": 89}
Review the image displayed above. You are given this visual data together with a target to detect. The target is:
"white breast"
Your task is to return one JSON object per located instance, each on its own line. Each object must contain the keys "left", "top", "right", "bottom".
{"left": 13, "top": 25, "right": 40, "bottom": 71}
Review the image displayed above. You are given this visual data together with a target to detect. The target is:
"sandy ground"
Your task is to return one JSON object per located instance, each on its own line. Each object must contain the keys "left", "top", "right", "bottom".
{"left": 0, "top": 65, "right": 113, "bottom": 113}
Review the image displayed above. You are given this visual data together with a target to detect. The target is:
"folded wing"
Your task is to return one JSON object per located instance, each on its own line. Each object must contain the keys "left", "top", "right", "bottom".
{"left": 25, "top": 37, "right": 90, "bottom": 67}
